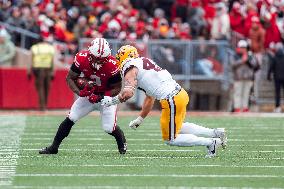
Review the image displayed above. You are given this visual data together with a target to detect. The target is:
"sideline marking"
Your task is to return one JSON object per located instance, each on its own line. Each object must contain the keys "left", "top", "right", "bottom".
{"left": 13, "top": 173, "right": 284, "bottom": 178}
{"left": 0, "top": 116, "right": 26, "bottom": 187}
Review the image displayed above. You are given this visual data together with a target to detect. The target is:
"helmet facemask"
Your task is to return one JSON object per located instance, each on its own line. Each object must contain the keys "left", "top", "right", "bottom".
{"left": 88, "top": 38, "right": 111, "bottom": 67}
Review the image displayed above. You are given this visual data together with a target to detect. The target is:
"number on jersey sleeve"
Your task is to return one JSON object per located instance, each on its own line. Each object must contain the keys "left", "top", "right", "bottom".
{"left": 142, "top": 58, "right": 162, "bottom": 71}
{"left": 78, "top": 52, "right": 88, "bottom": 57}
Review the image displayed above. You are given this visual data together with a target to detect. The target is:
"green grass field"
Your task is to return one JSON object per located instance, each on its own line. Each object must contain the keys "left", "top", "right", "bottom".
{"left": 1, "top": 114, "right": 284, "bottom": 189}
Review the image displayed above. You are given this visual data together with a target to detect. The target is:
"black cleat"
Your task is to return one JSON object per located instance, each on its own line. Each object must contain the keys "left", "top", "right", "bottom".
{"left": 39, "top": 146, "right": 58, "bottom": 154}
{"left": 109, "top": 126, "right": 127, "bottom": 154}
{"left": 119, "top": 142, "right": 127, "bottom": 154}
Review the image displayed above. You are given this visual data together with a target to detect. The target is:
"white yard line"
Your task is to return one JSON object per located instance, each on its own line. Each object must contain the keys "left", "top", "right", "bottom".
{"left": 121, "top": 156, "right": 284, "bottom": 160}
{"left": 12, "top": 155, "right": 284, "bottom": 161}
{"left": 21, "top": 133, "right": 284, "bottom": 138}
{"left": 0, "top": 116, "right": 26, "bottom": 187}
{"left": 19, "top": 143, "right": 284, "bottom": 147}
{"left": 14, "top": 149, "right": 284, "bottom": 153}
{"left": 13, "top": 173, "right": 284, "bottom": 178}
{"left": 20, "top": 137, "right": 284, "bottom": 142}
{"left": 26, "top": 127, "right": 284, "bottom": 131}
{"left": 10, "top": 186, "right": 284, "bottom": 189}
{"left": 20, "top": 163, "right": 284, "bottom": 168}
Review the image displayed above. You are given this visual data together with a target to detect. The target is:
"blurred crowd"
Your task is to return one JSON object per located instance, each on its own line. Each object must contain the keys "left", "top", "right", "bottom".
{"left": 0, "top": 0, "right": 284, "bottom": 53}
{"left": 1, "top": 0, "right": 284, "bottom": 112}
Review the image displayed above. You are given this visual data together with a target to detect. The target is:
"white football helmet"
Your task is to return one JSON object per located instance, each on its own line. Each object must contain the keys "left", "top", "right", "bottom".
{"left": 88, "top": 38, "right": 111, "bottom": 58}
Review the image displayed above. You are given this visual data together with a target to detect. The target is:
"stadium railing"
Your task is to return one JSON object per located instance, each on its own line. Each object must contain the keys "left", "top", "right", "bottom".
{"left": 0, "top": 21, "right": 40, "bottom": 48}
{"left": 80, "top": 38, "right": 234, "bottom": 110}
{"left": 0, "top": 21, "right": 235, "bottom": 110}
{"left": 79, "top": 38, "right": 233, "bottom": 90}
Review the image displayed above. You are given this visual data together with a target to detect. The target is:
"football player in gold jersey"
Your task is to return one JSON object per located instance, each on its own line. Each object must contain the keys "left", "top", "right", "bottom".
{"left": 102, "top": 45, "right": 227, "bottom": 157}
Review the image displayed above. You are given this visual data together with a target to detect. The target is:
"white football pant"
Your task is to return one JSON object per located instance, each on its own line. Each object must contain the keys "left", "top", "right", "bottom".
{"left": 167, "top": 122, "right": 216, "bottom": 146}
{"left": 68, "top": 97, "right": 117, "bottom": 133}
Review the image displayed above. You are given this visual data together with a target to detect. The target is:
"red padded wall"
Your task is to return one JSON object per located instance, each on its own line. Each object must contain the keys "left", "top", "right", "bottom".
{"left": 0, "top": 68, "right": 74, "bottom": 109}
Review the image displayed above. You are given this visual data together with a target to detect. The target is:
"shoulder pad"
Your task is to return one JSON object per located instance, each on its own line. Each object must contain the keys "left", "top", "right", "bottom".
{"left": 74, "top": 50, "right": 90, "bottom": 67}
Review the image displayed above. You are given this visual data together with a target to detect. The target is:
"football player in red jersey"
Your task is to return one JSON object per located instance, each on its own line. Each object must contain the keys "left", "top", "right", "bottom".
{"left": 39, "top": 38, "right": 127, "bottom": 154}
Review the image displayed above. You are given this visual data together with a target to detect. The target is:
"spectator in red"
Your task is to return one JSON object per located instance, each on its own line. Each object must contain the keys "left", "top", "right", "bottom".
{"left": 229, "top": 2, "right": 245, "bottom": 36}
{"left": 98, "top": 12, "right": 112, "bottom": 34}
{"left": 202, "top": 0, "right": 216, "bottom": 28}
{"left": 263, "top": 12, "right": 281, "bottom": 49}
{"left": 54, "top": 20, "right": 67, "bottom": 42}
{"left": 179, "top": 23, "right": 192, "bottom": 40}
{"left": 248, "top": 16, "right": 265, "bottom": 54}
{"left": 244, "top": 4, "right": 259, "bottom": 37}
{"left": 153, "top": 8, "right": 165, "bottom": 29}
{"left": 276, "top": 3, "right": 284, "bottom": 40}
{"left": 172, "top": 17, "right": 183, "bottom": 38}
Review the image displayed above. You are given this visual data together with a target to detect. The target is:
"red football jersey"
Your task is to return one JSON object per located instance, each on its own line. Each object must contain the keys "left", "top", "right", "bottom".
{"left": 72, "top": 50, "right": 120, "bottom": 92}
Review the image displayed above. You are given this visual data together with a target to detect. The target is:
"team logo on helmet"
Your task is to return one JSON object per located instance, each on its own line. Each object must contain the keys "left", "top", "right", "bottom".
{"left": 116, "top": 45, "right": 139, "bottom": 68}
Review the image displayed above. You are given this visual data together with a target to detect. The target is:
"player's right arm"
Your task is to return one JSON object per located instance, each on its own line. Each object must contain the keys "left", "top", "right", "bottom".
{"left": 66, "top": 52, "right": 86, "bottom": 95}
{"left": 128, "top": 94, "right": 155, "bottom": 130}
{"left": 66, "top": 69, "right": 80, "bottom": 96}
{"left": 139, "top": 95, "right": 155, "bottom": 119}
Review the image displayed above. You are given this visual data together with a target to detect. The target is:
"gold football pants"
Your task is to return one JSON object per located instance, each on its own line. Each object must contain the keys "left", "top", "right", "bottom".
{"left": 160, "top": 88, "right": 189, "bottom": 141}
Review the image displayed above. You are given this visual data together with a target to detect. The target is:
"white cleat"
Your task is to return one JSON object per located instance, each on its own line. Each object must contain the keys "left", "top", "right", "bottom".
{"left": 205, "top": 138, "right": 222, "bottom": 158}
{"left": 214, "top": 128, "right": 227, "bottom": 149}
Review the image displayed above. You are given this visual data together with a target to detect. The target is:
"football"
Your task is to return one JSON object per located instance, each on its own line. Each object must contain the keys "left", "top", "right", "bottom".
{"left": 75, "top": 77, "right": 94, "bottom": 90}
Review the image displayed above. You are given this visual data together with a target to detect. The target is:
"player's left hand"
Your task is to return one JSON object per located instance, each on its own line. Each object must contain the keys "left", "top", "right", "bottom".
{"left": 88, "top": 94, "right": 103, "bottom": 104}
{"left": 101, "top": 96, "right": 120, "bottom": 106}
{"left": 129, "top": 116, "right": 144, "bottom": 130}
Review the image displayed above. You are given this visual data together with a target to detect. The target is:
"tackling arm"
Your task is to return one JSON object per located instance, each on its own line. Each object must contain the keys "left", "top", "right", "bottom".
{"left": 101, "top": 67, "right": 138, "bottom": 106}
{"left": 139, "top": 95, "right": 155, "bottom": 119}
{"left": 118, "top": 67, "right": 138, "bottom": 102}
{"left": 66, "top": 69, "right": 80, "bottom": 95}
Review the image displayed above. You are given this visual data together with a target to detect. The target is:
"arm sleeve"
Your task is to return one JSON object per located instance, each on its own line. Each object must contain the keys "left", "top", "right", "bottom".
{"left": 108, "top": 72, "right": 122, "bottom": 85}
{"left": 70, "top": 63, "right": 81, "bottom": 74}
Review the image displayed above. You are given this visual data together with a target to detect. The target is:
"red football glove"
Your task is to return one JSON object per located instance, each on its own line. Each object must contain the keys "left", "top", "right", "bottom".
{"left": 79, "top": 85, "right": 95, "bottom": 97}
{"left": 88, "top": 94, "right": 103, "bottom": 104}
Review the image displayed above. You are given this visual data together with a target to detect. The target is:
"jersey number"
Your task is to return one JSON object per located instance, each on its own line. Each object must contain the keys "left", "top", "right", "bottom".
{"left": 90, "top": 75, "right": 102, "bottom": 86}
{"left": 142, "top": 58, "right": 162, "bottom": 72}
{"left": 79, "top": 52, "right": 88, "bottom": 57}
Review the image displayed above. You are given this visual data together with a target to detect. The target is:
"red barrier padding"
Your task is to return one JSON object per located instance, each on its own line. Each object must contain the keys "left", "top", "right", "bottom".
{"left": 0, "top": 67, "right": 74, "bottom": 109}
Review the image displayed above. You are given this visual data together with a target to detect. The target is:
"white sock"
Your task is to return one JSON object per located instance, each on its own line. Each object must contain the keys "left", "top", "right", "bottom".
{"left": 180, "top": 122, "right": 215, "bottom": 137}
{"left": 168, "top": 134, "right": 213, "bottom": 147}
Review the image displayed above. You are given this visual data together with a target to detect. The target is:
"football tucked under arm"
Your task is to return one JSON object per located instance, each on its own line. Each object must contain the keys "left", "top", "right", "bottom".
{"left": 75, "top": 77, "right": 100, "bottom": 97}
{"left": 75, "top": 77, "right": 94, "bottom": 90}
